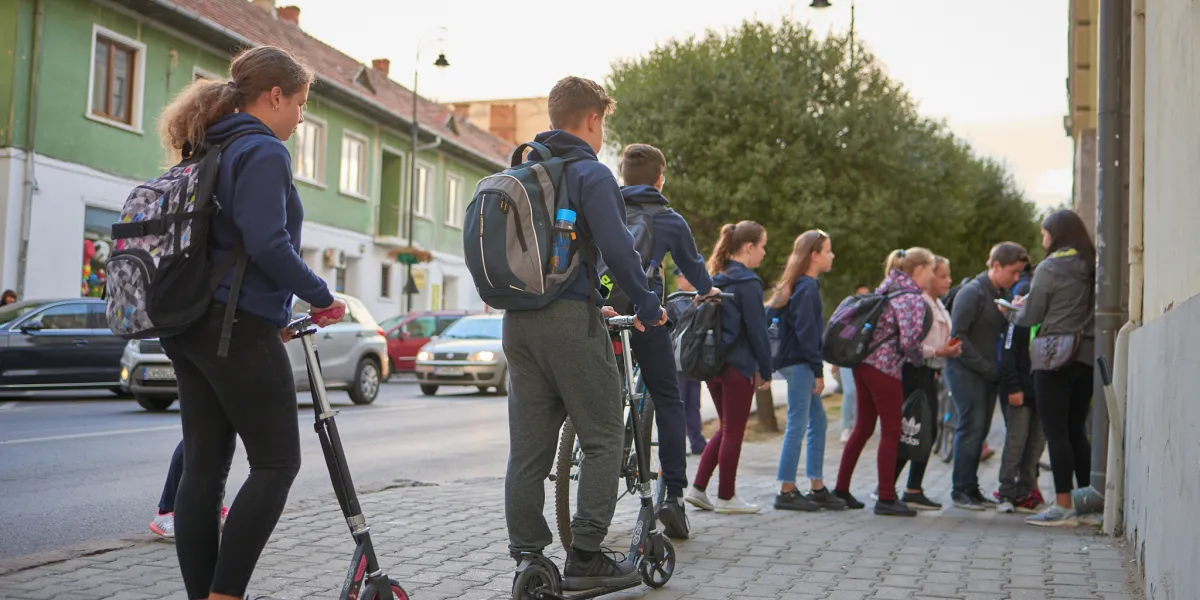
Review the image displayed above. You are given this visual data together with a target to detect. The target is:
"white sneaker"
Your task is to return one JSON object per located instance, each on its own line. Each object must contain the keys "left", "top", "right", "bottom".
{"left": 840, "top": 429, "right": 851, "bottom": 443}
{"left": 714, "top": 495, "right": 760, "bottom": 515}
{"left": 997, "top": 500, "right": 1015, "bottom": 514}
{"left": 685, "top": 487, "right": 714, "bottom": 511}
{"left": 150, "top": 513, "right": 174, "bottom": 539}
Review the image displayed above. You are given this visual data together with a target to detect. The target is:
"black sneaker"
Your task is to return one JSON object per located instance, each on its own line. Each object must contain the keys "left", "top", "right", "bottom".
{"left": 874, "top": 499, "right": 918, "bottom": 517}
{"left": 833, "top": 490, "right": 865, "bottom": 509}
{"left": 970, "top": 489, "right": 999, "bottom": 509}
{"left": 774, "top": 489, "right": 820, "bottom": 512}
{"left": 806, "top": 487, "right": 848, "bottom": 511}
{"left": 562, "top": 547, "right": 639, "bottom": 591}
{"left": 952, "top": 491, "right": 985, "bottom": 511}
{"left": 657, "top": 497, "right": 690, "bottom": 540}
{"left": 901, "top": 491, "right": 943, "bottom": 511}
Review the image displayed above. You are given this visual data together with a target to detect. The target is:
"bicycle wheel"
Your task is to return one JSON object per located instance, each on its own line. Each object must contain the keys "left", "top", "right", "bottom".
{"left": 554, "top": 418, "right": 581, "bottom": 551}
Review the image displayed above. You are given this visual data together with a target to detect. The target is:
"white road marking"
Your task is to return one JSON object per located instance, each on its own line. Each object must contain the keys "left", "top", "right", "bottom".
{"left": 0, "top": 424, "right": 181, "bottom": 445}
{"left": 0, "top": 401, "right": 17, "bottom": 410}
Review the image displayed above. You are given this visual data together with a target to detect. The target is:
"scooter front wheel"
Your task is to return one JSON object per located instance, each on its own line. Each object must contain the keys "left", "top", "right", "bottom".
{"left": 640, "top": 536, "right": 676, "bottom": 588}
{"left": 361, "top": 578, "right": 409, "bottom": 600}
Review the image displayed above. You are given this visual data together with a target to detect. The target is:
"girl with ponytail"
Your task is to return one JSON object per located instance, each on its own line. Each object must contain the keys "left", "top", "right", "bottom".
{"left": 687, "top": 221, "right": 771, "bottom": 515}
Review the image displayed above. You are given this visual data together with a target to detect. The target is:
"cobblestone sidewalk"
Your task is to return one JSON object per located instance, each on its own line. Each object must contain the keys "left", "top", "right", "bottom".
{"left": 0, "top": 421, "right": 1139, "bottom": 600}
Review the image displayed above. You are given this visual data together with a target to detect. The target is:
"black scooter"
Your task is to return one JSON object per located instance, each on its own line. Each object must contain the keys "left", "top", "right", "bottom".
{"left": 511, "top": 315, "right": 676, "bottom": 600}
{"left": 287, "top": 315, "right": 408, "bottom": 600}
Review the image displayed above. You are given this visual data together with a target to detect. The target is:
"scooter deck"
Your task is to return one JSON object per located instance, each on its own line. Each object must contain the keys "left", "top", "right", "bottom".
{"left": 553, "top": 580, "right": 641, "bottom": 600}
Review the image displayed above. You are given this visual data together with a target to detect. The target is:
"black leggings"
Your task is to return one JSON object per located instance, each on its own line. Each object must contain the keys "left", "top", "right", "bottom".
{"left": 895, "top": 364, "right": 938, "bottom": 490}
{"left": 161, "top": 305, "right": 301, "bottom": 599}
{"left": 1033, "top": 362, "right": 1093, "bottom": 494}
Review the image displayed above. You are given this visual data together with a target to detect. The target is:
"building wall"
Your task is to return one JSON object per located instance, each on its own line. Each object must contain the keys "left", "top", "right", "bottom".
{"left": 1123, "top": 1, "right": 1200, "bottom": 599}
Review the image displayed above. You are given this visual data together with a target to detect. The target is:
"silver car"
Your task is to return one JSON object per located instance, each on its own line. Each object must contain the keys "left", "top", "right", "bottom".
{"left": 120, "top": 293, "right": 389, "bottom": 411}
{"left": 414, "top": 313, "right": 507, "bottom": 396}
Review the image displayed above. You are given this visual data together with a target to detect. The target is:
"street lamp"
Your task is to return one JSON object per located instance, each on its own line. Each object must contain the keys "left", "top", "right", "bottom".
{"left": 405, "top": 27, "right": 450, "bottom": 314}
{"left": 810, "top": 0, "right": 855, "bottom": 65}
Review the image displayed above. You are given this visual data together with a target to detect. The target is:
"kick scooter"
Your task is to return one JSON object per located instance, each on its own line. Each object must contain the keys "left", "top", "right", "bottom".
{"left": 287, "top": 315, "right": 409, "bottom": 600}
{"left": 512, "top": 315, "right": 676, "bottom": 600}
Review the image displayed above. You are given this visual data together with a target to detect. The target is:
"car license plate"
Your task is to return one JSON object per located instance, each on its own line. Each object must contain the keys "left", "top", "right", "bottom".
{"left": 435, "top": 366, "right": 464, "bottom": 376}
{"left": 143, "top": 366, "right": 175, "bottom": 381}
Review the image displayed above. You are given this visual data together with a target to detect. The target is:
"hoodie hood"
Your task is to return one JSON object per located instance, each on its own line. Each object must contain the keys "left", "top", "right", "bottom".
{"left": 713, "top": 260, "right": 761, "bottom": 286}
{"left": 204, "top": 113, "right": 277, "bottom": 147}
{"left": 620, "top": 184, "right": 669, "bottom": 205}
{"left": 531, "top": 130, "right": 598, "bottom": 161}
{"left": 1041, "top": 248, "right": 1094, "bottom": 284}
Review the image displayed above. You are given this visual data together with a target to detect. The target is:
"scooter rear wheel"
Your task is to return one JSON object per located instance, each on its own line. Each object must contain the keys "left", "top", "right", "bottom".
{"left": 513, "top": 562, "right": 561, "bottom": 600}
{"left": 640, "top": 536, "right": 676, "bottom": 588}
{"left": 361, "top": 578, "right": 409, "bottom": 600}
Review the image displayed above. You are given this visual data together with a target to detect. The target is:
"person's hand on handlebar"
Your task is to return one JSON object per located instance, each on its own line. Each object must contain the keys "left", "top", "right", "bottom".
{"left": 600, "top": 306, "right": 620, "bottom": 319}
{"left": 632, "top": 307, "right": 668, "bottom": 333}
{"left": 696, "top": 286, "right": 722, "bottom": 304}
{"left": 311, "top": 298, "right": 347, "bottom": 328}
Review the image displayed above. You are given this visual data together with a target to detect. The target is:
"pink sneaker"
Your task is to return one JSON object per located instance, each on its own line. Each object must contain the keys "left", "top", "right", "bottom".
{"left": 220, "top": 506, "right": 229, "bottom": 531}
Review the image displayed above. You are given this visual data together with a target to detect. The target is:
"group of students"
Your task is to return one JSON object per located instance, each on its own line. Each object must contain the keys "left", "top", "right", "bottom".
{"left": 133, "top": 40, "right": 1103, "bottom": 598}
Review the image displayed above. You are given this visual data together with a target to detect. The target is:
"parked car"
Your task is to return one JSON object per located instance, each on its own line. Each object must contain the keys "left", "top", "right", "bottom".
{"left": 414, "top": 313, "right": 506, "bottom": 396}
{"left": 120, "top": 293, "right": 389, "bottom": 411}
{"left": 0, "top": 298, "right": 127, "bottom": 393}
{"left": 378, "top": 310, "right": 471, "bottom": 372}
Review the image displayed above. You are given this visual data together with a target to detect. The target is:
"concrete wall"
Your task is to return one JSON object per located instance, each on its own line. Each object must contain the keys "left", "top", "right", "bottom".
{"left": 1122, "top": 2, "right": 1200, "bottom": 599}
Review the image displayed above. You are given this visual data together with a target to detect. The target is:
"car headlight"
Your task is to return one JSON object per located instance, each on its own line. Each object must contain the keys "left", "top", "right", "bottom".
{"left": 469, "top": 351, "right": 496, "bottom": 362}
{"left": 120, "top": 367, "right": 129, "bottom": 382}
{"left": 417, "top": 350, "right": 432, "bottom": 362}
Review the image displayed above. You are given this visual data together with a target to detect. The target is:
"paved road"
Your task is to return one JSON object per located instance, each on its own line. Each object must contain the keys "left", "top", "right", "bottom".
{"left": 0, "top": 381, "right": 509, "bottom": 560}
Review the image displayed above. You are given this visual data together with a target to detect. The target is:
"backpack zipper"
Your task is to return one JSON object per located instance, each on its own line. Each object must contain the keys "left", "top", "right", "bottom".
{"left": 479, "top": 194, "right": 494, "bottom": 289}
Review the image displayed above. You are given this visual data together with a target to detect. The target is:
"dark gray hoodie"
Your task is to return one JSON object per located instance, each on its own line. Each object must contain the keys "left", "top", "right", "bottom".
{"left": 1013, "top": 248, "right": 1095, "bottom": 366}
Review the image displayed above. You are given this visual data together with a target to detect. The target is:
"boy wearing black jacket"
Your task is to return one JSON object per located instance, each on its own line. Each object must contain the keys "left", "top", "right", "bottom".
{"left": 997, "top": 263, "right": 1046, "bottom": 513}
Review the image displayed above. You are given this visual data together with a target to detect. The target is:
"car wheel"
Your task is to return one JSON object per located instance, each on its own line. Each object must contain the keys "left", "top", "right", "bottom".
{"left": 348, "top": 358, "right": 381, "bottom": 405}
{"left": 494, "top": 369, "right": 508, "bottom": 396}
{"left": 135, "top": 394, "right": 175, "bottom": 411}
{"left": 420, "top": 384, "right": 439, "bottom": 396}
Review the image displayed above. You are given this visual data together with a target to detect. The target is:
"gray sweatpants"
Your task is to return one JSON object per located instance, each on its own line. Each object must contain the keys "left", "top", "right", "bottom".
{"left": 998, "top": 402, "right": 1046, "bottom": 500}
{"left": 503, "top": 300, "right": 624, "bottom": 554}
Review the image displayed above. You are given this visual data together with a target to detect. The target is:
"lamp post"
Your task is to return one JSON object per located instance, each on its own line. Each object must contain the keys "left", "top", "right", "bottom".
{"left": 810, "top": 0, "right": 855, "bottom": 65}
{"left": 405, "top": 27, "right": 449, "bottom": 314}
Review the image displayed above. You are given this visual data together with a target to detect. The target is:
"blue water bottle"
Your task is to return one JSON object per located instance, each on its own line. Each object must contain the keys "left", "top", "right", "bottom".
{"left": 549, "top": 209, "right": 577, "bottom": 275}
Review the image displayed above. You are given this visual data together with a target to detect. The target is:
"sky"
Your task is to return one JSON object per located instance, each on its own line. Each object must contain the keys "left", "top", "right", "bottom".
{"left": 281, "top": 0, "right": 1074, "bottom": 209}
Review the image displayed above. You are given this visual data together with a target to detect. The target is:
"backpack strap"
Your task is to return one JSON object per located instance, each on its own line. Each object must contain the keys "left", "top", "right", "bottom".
{"left": 511, "top": 141, "right": 553, "bottom": 167}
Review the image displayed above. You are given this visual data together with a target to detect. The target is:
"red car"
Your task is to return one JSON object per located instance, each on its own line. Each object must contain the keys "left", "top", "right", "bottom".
{"left": 379, "top": 310, "right": 472, "bottom": 372}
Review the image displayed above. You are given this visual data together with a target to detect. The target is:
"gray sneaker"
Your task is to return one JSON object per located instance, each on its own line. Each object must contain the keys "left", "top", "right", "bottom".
{"left": 805, "top": 487, "right": 848, "bottom": 511}
{"left": 1025, "top": 504, "right": 1079, "bottom": 527}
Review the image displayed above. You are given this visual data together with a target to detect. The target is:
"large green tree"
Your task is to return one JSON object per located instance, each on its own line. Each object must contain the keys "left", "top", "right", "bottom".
{"left": 607, "top": 19, "right": 1041, "bottom": 307}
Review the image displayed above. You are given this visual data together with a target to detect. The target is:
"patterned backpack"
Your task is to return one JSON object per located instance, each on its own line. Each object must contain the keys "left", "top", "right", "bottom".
{"left": 105, "top": 131, "right": 257, "bottom": 357}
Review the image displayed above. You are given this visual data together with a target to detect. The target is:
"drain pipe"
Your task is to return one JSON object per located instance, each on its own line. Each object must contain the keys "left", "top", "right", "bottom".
{"left": 1103, "top": 0, "right": 1145, "bottom": 536}
{"left": 15, "top": 0, "right": 44, "bottom": 299}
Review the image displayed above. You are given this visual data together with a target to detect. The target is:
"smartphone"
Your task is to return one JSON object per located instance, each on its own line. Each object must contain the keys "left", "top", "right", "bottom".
{"left": 948, "top": 337, "right": 962, "bottom": 346}
{"left": 994, "top": 298, "right": 1017, "bottom": 311}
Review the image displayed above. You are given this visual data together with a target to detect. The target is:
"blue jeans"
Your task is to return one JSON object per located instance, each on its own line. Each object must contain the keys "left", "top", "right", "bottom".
{"left": 776, "top": 365, "right": 827, "bottom": 483}
{"left": 839, "top": 368, "right": 857, "bottom": 430}
{"left": 945, "top": 361, "right": 998, "bottom": 494}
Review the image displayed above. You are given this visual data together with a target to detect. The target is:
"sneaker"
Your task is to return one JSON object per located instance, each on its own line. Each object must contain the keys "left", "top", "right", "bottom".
{"left": 868, "top": 488, "right": 880, "bottom": 501}
{"left": 997, "top": 498, "right": 1016, "bottom": 514}
{"left": 150, "top": 512, "right": 174, "bottom": 539}
{"left": 1013, "top": 494, "right": 1042, "bottom": 514}
{"left": 1030, "top": 488, "right": 1046, "bottom": 506}
{"left": 806, "top": 487, "right": 848, "bottom": 511}
{"left": 952, "top": 491, "right": 985, "bottom": 511}
{"left": 690, "top": 441, "right": 707, "bottom": 456}
{"left": 685, "top": 487, "right": 714, "bottom": 511}
{"left": 1039, "top": 460, "right": 1052, "bottom": 472}
{"left": 563, "top": 547, "right": 639, "bottom": 591}
{"left": 657, "top": 497, "right": 690, "bottom": 540}
{"left": 900, "top": 491, "right": 942, "bottom": 511}
{"left": 840, "top": 429, "right": 851, "bottom": 443}
{"left": 980, "top": 443, "right": 996, "bottom": 461}
{"left": 774, "top": 489, "right": 820, "bottom": 512}
{"left": 220, "top": 506, "right": 229, "bottom": 531}
{"left": 1025, "top": 504, "right": 1079, "bottom": 527}
{"left": 833, "top": 490, "right": 865, "bottom": 510}
{"left": 875, "top": 499, "right": 918, "bottom": 517}
{"left": 714, "top": 495, "right": 760, "bottom": 514}
{"left": 970, "top": 489, "right": 999, "bottom": 509}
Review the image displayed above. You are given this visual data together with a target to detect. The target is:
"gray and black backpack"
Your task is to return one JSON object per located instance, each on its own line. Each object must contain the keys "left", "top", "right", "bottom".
{"left": 597, "top": 201, "right": 670, "bottom": 315}
{"left": 105, "top": 131, "right": 257, "bottom": 357}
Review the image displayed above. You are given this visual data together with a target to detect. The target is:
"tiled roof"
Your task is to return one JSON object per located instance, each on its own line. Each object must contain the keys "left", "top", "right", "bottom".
{"left": 163, "top": 0, "right": 512, "bottom": 167}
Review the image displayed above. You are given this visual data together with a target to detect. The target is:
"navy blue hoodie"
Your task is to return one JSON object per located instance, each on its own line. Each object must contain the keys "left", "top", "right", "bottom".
{"left": 205, "top": 113, "right": 333, "bottom": 328}
{"left": 770, "top": 275, "right": 824, "bottom": 376}
{"left": 713, "top": 261, "right": 773, "bottom": 382}
{"left": 529, "top": 131, "right": 661, "bottom": 323}
{"left": 619, "top": 184, "right": 713, "bottom": 299}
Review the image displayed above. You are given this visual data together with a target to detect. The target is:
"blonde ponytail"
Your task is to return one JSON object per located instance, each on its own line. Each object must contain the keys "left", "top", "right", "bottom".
{"left": 883, "top": 247, "right": 934, "bottom": 278}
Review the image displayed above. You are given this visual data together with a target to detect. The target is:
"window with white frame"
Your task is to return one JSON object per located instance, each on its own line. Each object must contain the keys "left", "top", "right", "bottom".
{"left": 340, "top": 132, "right": 368, "bottom": 196}
{"left": 414, "top": 163, "right": 432, "bottom": 218}
{"left": 88, "top": 26, "right": 146, "bottom": 131}
{"left": 380, "top": 263, "right": 392, "bottom": 299}
{"left": 294, "top": 118, "right": 326, "bottom": 185}
{"left": 444, "top": 175, "right": 464, "bottom": 227}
